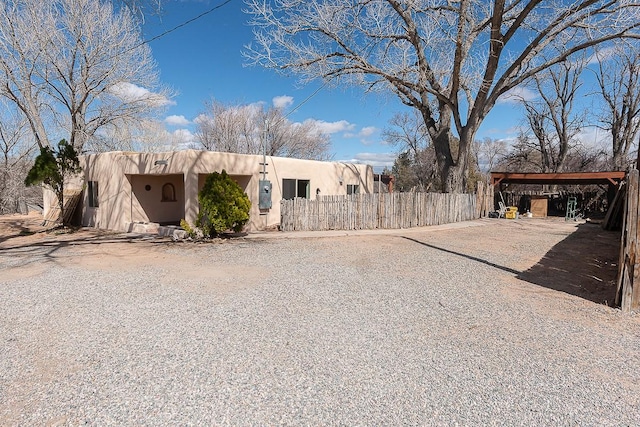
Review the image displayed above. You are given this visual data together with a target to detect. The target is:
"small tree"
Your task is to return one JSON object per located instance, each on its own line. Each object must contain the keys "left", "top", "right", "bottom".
{"left": 196, "top": 171, "right": 251, "bottom": 237}
{"left": 24, "top": 139, "right": 81, "bottom": 226}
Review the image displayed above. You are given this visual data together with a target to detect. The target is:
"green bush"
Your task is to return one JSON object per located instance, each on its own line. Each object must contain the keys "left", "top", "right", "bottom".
{"left": 24, "top": 139, "right": 81, "bottom": 226}
{"left": 179, "top": 219, "right": 197, "bottom": 239}
{"left": 196, "top": 170, "right": 251, "bottom": 237}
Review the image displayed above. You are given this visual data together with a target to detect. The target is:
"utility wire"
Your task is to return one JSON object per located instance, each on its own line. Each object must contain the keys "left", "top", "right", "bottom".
{"left": 144, "top": 0, "right": 233, "bottom": 46}
{"left": 129, "top": 0, "right": 328, "bottom": 124}
{"left": 282, "top": 81, "right": 329, "bottom": 120}
{"left": 124, "top": 0, "right": 234, "bottom": 56}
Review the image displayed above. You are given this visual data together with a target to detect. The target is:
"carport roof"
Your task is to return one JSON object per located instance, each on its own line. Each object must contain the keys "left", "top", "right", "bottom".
{"left": 491, "top": 171, "right": 626, "bottom": 187}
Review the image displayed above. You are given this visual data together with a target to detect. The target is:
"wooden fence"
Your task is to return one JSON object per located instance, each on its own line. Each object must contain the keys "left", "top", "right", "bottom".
{"left": 280, "top": 183, "right": 492, "bottom": 232}
{"left": 616, "top": 169, "right": 640, "bottom": 312}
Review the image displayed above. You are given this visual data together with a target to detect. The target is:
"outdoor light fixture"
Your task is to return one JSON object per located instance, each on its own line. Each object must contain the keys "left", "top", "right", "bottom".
{"left": 339, "top": 176, "right": 344, "bottom": 185}
{"left": 154, "top": 159, "right": 168, "bottom": 166}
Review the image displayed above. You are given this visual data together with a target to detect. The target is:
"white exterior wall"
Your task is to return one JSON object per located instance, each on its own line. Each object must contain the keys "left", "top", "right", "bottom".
{"left": 78, "top": 150, "right": 374, "bottom": 232}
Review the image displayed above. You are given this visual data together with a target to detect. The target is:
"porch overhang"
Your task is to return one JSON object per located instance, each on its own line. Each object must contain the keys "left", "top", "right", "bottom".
{"left": 491, "top": 171, "right": 626, "bottom": 187}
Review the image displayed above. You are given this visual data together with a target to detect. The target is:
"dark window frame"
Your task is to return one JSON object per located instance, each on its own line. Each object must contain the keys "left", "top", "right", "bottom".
{"left": 282, "top": 178, "right": 310, "bottom": 200}
{"left": 347, "top": 184, "right": 360, "bottom": 195}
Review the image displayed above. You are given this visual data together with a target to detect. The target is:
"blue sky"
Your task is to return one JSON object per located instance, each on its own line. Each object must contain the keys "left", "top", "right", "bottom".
{"left": 141, "top": 0, "right": 534, "bottom": 170}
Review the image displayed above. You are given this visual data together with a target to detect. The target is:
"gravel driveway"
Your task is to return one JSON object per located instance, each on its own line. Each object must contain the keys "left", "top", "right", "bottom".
{"left": 1, "top": 218, "right": 639, "bottom": 425}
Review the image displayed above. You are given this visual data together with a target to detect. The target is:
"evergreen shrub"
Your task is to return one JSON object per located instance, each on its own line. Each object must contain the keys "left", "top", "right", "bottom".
{"left": 195, "top": 170, "right": 251, "bottom": 237}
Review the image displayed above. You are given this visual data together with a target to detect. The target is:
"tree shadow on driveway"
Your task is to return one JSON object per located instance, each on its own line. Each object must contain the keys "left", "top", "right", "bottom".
{"left": 516, "top": 223, "right": 620, "bottom": 306}
{"left": 402, "top": 222, "right": 620, "bottom": 307}
{"left": 0, "top": 232, "right": 171, "bottom": 269}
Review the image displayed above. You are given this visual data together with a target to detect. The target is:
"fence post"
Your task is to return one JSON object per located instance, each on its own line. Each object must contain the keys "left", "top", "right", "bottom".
{"left": 476, "top": 181, "right": 483, "bottom": 218}
{"left": 617, "top": 169, "right": 640, "bottom": 312}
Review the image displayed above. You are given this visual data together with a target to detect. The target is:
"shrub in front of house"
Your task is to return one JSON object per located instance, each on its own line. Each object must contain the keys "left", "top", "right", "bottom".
{"left": 195, "top": 170, "right": 251, "bottom": 237}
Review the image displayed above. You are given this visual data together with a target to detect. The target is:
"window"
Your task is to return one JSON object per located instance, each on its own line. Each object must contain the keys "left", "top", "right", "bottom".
{"left": 282, "top": 179, "right": 310, "bottom": 200}
{"left": 283, "top": 179, "right": 296, "bottom": 200}
{"left": 161, "top": 183, "right": 176, "bottom": 202}
{"left": 297, "top": 179, "right": 310, "bottom": 198}
{"left": 347, "top": 184, "right": 360, "bottom": 195}
{"left": 88, "top": 181, "right": 99, "bottom": 208}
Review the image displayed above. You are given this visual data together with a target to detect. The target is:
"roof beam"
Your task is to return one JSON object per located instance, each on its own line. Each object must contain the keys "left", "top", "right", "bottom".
{"left": 490, "top": 172, "right": 626, "bottom": 186}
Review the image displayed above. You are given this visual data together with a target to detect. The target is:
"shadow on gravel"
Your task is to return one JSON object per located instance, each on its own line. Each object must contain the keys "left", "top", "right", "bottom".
{"left": 402, "top": 222, "right": 620, "bottom": 306}
{"left": 517, "top": 223, "right": 620, "bottom": 306}
{"left": 401, "top": 236, "right": 520, "bottom": 275}
{"left": 0, "top": 234, "right": 170, "bottom": 265}
{"left": 0, "top": 222, "right": 40, "bottom": 245}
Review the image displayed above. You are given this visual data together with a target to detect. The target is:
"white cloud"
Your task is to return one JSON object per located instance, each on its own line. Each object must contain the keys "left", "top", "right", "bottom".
{"left": 173, "top": 128, "right": 195, "bottom": 141}
{"left": 343, "top": 152, "right": 397, "bottom": 169}
{"left": 164, "top": 115, "right": 191, "bottom": 126}
{"left": 497, "top": 86, "right": 538, "bottom": 104}
{"left": 343, "top": 126, "right": 380, "bottom": 145}
{"left": 193, "top": 113, "right": 209, "bottom": 125}
{"left": 110, "top": 82, "right": 174, "bottom": 107}
{"left": 305, "top": 119, "right": 356, "bottom": 134}
{"left": 359, "top": 126, "right": 378, "bottom": 138}
{"left": 273, "top": 95, "right": 294, "bottom": 109}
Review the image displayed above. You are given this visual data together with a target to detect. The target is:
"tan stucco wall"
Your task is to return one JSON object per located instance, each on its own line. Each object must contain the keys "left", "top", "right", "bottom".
{"left": 129, "top": 174, "right": 185, "bottom": 224}
{"left": 81, "top": 154, "right": 133, "bottom": 231}
{"left": 79, "top": 150, "right": 374, "bottom": 232}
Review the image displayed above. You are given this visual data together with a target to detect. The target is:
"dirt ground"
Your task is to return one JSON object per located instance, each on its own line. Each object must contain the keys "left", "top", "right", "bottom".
{"left": 2, "top": 212, "right": 639, "bottom": 425}
{"left": 0, "top": 211, "right": 622, "bottom": 307}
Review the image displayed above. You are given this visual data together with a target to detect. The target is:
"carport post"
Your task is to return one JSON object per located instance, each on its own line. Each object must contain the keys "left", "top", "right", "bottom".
{"left": 617, "top": 169, "right": 640, "bottom": 312}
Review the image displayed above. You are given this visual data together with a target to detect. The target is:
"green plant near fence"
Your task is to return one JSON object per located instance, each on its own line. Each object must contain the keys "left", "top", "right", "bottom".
{"left": 280, "top": 191, "right": 480, "bottom": 232}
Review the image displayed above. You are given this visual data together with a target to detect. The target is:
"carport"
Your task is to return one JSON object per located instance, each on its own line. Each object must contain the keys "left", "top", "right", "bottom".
{"left": 491, "top": 172, "right": 626, "bottom": 188}
{"left": 492, "top": 170, "right": 640, "bottom": 311}
{"left": 490, "top": 171, "right": 626, "bottom": 219}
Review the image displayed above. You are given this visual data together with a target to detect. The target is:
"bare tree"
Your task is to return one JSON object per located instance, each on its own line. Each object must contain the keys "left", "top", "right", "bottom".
{"left": 499, "top": 130, "right": 609, "bottom": 173}
{"left": 475, "top": 137, "right": 508, "bottom": 175}
{"left": 383, "top": 111, "right": 430, "bottom": 163}
{"left": 83, "top": 119, "right": 189, "bottom": 153}
{"left": 593, "top": 44, "right": 640, "bottom": 170}
{"left": 195, "top": 99, "right": 332, "bottom": 160}
{"left": 118, "top": 0, "right": 163, "bottom": 19}
{"left": 564, "top": 142, "right": 610, "bottom": 172}
{"left": 498, "top": 132, "right": 546, "bottom": 173}
{"left": 520, "top": 59, "right": 585, "bottom": 173}
{"left": 0, "top": 0, "right": 170, "bottom": 152}
{"left": 0, "top": 103, "right": 39, "bottom": 213}
{"left": 245, "top": 0, "right": 640, "bottom": 192}
{"left": 196, "top": 100, "right": 258, "bottom": 153}
{"left": 383, "top": 110, "right": 438, "bottom": 190}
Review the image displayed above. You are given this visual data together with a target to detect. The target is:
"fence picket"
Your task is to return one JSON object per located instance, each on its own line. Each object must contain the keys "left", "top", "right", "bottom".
{"left": 280, "top": 191, "right": 482, "bottom": 232}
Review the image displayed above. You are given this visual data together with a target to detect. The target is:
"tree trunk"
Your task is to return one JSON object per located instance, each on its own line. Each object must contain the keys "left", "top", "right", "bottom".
{"left": 443, "top": 161, "right": 467, "bottom": 193}
{"left": 433, "top": 124, "right": 476, "bottom": 193}
{"left": 433, "top": 130, "right": 470, "bottom": 193}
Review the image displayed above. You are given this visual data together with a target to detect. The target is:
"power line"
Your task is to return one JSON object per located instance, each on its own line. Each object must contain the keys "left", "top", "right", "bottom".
{"left": 125, "top": 0, "right": 234, "bottom": 55}
{"left": 283, "top": 81, "right": 328, "bottom": 120}
{"left": 144, "top": 0, "right": 233, "bottom": 46}
{"left": 130, "top": 0, "right": 329, "bottom": 121}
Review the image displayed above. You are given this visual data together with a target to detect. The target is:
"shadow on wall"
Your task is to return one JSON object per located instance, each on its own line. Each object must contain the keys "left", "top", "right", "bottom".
{"left": 333, "top": 162, "right": 374, "bottom": 194}
{"left": 517, "top": 223, "right": 620, "bottom": 306}
{"left": 118, "top": 150, "right": 257, "bottom": 220}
